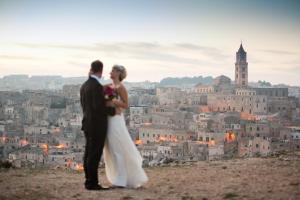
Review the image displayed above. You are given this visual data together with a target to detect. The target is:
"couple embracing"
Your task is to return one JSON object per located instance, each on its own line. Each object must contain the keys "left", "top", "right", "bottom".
{"left": 80, "top": 60, "right": 148, "bottom": 190}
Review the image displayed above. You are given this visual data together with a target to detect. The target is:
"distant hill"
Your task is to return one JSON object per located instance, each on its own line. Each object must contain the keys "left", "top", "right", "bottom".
{"left": 159, "top": 76, "right": 214, "bottom": 86}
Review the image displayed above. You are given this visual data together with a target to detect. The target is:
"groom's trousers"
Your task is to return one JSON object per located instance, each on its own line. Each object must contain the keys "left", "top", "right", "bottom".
{"left": 83, "top": 131, "right": 106, "bottom": 186}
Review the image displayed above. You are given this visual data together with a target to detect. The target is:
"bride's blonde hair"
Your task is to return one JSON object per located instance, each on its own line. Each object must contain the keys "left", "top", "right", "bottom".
{"left": 113, "top": 65, "right": 127, "bottom": 81}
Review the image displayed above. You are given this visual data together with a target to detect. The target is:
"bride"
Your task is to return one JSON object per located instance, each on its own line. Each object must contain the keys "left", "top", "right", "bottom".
{"left": 103, "top": 65, "right": 148, "bottom": 188}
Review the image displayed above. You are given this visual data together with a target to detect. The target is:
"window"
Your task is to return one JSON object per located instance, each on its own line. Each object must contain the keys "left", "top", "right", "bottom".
{"left": 256, "top": 144, "right": 259, "bottom": 148}
{"left": 242, "top": 74, "right": 245, "bottom": 78}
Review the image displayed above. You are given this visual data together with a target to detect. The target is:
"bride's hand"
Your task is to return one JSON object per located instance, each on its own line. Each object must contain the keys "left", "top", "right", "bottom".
{"left": 115, "top": 107, "right": 122, "bottom": 115}
{"left": 112, "top": 98, "right": 118, "bottom": 105}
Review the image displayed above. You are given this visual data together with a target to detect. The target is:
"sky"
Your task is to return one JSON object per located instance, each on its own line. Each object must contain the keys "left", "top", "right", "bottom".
{"left": 0, "top": 0, "right": 300, "bottom": 85}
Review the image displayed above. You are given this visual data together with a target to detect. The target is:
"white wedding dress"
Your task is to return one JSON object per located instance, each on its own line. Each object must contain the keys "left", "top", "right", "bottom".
{"left": 103, "top": 113, "right": 148, "bottom": 188}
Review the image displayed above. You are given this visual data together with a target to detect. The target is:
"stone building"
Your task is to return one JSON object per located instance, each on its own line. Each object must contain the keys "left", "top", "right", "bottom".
{"left": 62, "top": 84, "right": 81, "bottom": 100}
{"left": 235, "top": 88, "right": 256, "bottom": 96}
{"left": 213, "top": 75, "right": 231, "bottom": 86}
{"left": 238, "top": 137, "right": 271, "bottom": 157}
{"left": 138, "top": 126, "right": 189, "bottom": 144}
{"left": 157, "top": 141, "right": 208, "bottom": 161}
{"left": 192, "top": 84, "right": 216, "bottom": 94}
{"left": 209, "top": 144, "right": 224, "bottom": 160}
{"left": 8, "top": 145, "right": 46, "bottom": 168}
{"left": 207, "top": 94, "right": 268, "bottom": 115}
{"left": 185, "top": 93, "right": 207, "bottom": 105}
{"left": 242, "top": 122, "right": 271, "bottom": 138}
{"left": 24, "top": 125, "right": 51, "bottom": 135}
{"left": 156, "top": 87, "right": 184, "bottom": 105}
{"left": 253, "top": 87, "right": 288, "bottom": 98}
{"left": 138, "top": 144, "right": 158, "bottom": 161}
{"left": 235, "top": 43, "right": 248, "bottom": 87}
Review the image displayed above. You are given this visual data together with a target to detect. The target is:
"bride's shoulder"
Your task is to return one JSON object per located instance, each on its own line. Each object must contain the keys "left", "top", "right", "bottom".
{"left": 116, "top": 83, "right": 126, "bottom": 90}
{"left": 116, "top": 83, "right": 128, "bottom": 95}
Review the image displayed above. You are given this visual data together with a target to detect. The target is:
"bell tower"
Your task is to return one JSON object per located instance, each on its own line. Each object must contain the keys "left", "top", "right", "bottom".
{"left": 235, "top": 43, "right": 248, "bottom": 87}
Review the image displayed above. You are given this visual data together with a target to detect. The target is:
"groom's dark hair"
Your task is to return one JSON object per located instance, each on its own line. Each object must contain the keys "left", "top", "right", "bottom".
{"left": 91, "top": 60, "right": 103, "bottom": 73}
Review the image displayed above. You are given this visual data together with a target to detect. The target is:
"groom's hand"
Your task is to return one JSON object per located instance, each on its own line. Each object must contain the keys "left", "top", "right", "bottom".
{"left": 106, "top": 101, "right": 114, "bottom": 107}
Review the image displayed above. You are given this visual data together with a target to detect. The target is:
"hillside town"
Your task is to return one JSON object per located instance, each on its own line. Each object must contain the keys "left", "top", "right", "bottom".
{"left": 1, "top": 44, "right": 300, "bottom": 170}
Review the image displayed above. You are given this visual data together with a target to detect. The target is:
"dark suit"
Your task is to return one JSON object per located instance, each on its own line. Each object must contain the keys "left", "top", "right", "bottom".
{"left": 80, "top": 76, "right": 115, "bottom": 187}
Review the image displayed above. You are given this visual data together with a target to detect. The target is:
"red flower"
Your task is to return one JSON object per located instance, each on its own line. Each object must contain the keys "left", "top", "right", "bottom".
{"left": 104, "top": 85, "right": 117, "bottom": 100}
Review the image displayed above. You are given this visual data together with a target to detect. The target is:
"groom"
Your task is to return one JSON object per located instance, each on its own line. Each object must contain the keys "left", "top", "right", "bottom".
{"left": 80, "top": 60, "right": 116, "bottom": 190}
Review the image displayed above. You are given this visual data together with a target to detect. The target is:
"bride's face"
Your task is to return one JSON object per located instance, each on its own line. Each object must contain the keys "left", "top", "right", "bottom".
{"left": 110, "top": 68, "right": 120, "bottom": 80}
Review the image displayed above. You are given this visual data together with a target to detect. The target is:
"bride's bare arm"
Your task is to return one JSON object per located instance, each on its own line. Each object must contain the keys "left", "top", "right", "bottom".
{"left": 112, "top": 85, "right": 129, "bottom": 109}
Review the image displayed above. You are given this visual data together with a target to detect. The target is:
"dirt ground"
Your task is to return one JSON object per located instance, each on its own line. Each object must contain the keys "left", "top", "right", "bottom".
{"left": 0, "top": 153, "right": 300, "bottom": 200}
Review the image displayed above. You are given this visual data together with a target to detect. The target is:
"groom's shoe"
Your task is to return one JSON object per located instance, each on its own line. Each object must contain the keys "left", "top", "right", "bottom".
{"left": 85, "top": 184, "right": 110, "bottom": 191}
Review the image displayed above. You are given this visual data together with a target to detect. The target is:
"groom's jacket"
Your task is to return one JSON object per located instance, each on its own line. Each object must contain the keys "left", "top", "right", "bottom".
{"left": 80, "top": 77, "right": 115, "bottom": 136}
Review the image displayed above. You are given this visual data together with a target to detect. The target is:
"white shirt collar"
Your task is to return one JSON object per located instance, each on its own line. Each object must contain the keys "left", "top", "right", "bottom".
{"left": 90, "top": 75, "right": 102, "bottom": 84}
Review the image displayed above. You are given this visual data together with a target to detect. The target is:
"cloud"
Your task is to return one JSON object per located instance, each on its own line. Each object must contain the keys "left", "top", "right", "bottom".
{"left": 174, "top": 43, "right": 230, "bottom": 60}
{"left": 260, "top": 49, "right": 299, "bottom": 55}
{"left": 18, "top": 43, "right": 97, "bottom": 51}
{"left": 289, "top": 66, "right": 300, "bottom": 72}
{"left": 0, "top": 54, "right": 38, "bottom": 60}
{"left": 17, "top": 42, "right": 225, "bottom": 67}
{"left": 67, "top": 61, "right": 88, "bottom": 68}
{"left": 281, "top": 59, "right": 300, "bottom": 65}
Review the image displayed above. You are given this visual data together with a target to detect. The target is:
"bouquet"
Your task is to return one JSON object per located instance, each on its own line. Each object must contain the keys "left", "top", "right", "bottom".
{"left": 104, "top": 85, "right": 117, "bottom": 101}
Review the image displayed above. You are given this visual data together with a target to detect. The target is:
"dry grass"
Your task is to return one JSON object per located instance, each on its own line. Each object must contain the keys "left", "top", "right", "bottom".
{"left": 0, "top": 154, "right": 300, "bottom": 200}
